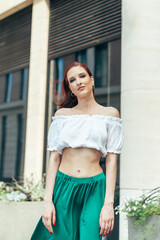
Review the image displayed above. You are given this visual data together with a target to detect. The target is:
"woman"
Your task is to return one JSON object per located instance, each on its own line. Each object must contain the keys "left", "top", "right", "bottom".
{"left": 30, "top": 61, "right": 124, "bottom": 240}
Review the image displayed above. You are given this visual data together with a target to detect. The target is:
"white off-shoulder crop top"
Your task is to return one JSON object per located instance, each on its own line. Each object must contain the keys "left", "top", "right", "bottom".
{"left": 46, "top": 114, "right": 124, "bottom": 157}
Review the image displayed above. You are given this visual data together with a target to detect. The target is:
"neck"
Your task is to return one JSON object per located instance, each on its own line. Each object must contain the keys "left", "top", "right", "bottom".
{"left": 76, "top": 93, "right": 98, "bottom": 112}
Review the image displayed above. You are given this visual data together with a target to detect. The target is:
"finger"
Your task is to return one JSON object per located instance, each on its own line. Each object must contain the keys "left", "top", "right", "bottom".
{"left": 99, "top": 214, "right": 102, "bottom": 229}
{"left": 43, "top": 216, "right": 53, "bottom": 234}
{"left": 105, "top": 221, "right": 110, "bottom": 235}
{"left": 100, "top": 220, "right": 106, "bottom": 236}
{"left": 102, "top": 221, "right": 108, "bottom": 236}
{"left": 47, "top": 218, "right": 53, "bottom": 234}
{"left": 108, "top": 218, "right": 113, "bottom": 233}
{"left": 99, "top": 214, "right": 102, "bottom": 234}
{"left": 42, "top": 216, "right": 48, "bottom": 226}
{"left": 110, "top": 219, "right": 114, "bottom": 232}
{"left": 52, "top": 210, "right": 56, "bottom": 226}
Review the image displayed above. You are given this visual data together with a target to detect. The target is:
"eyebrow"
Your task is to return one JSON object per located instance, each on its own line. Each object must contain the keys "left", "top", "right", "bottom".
{"left": 68, "top": 72, "right": 86, "bottom": 81}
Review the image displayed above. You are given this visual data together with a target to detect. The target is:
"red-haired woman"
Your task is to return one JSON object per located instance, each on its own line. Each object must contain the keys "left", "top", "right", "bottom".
{"left": 30, "top": 61, "right": 124, "bottom": 240}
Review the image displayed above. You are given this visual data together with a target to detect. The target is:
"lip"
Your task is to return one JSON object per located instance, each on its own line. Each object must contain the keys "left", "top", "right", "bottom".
{"left": 78, "top": 86, "right": 85, "bottom": 90}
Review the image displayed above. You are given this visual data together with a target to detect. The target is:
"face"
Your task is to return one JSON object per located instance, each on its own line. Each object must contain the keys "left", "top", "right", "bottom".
{"left": 67, "top": 66, "right": 94, "bottom": 97}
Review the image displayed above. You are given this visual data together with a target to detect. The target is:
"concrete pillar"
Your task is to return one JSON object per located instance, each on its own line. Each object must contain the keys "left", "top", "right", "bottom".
{"left": 120, "top": 0, "right": 160, "bottom": 239}
{"left": 24, "top": 0, "right": 50, "bottom": 180}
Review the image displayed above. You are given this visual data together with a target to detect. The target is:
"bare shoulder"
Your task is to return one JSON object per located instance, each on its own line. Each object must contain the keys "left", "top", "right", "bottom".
{"left": 53, "top": 108, "right": 68, "bottom": 116}
{"left": 103, "top": 106, "right": 120, "bottom": 118}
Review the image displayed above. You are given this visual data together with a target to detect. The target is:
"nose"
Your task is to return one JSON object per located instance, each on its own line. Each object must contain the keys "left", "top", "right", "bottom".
{"left": 76, "top": 77, "right": 82, "bottom": 85}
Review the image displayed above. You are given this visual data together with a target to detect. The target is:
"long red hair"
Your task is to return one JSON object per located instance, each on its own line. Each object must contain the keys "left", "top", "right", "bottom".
{"left": 53, "top": 61, "right": 95, "bottom": 108}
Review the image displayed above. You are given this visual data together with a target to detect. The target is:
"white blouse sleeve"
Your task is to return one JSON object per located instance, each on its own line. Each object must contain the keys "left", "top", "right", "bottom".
{"left": 46, "top": 118, "right": 59, "bottom": 152}
{"left": 106, "top": 119, "right": 124, "bottom": 154}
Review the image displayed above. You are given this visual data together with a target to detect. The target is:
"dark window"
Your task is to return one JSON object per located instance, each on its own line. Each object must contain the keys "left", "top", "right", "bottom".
{"left": 0, "top": 113, "right": 24, "bottom": 181}
{"left": 76, "top": 50, "right": 87, "bottom": 65}
{"left": 0, "top": 68, "right": 28, "bottom": 104}
{"left": 109, "top": 39, "right": 121, "bottom": 87}
{"left": 5, "top": 74, "right": 12, "bottom": 103}
{"left": 0, "top": 75, "right": 6, "bottom": 104}
{"left": 94, "top": 43, "right": 108, "bottom": 88}
{"left": 108, "top": 39, "right": 121, "bottom": 109}
{"left": 11, "top": 71, "right": 22, "bottom": 101}
{"left": 0, "top": 116, "right": 7, "bottom": 178}
{"left": 21, "top": 69, "right": 28, "bottom": 100}
{"left": 0, "top": 68, "right": 28, "bottom": 181}
{"left": 15, "top": 114, "right": 24, "bottom": 178}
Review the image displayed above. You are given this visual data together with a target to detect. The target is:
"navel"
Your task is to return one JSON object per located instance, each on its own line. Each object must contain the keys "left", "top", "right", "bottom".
{"left": 77, "top": 169, "right": 81, "bottom": 173}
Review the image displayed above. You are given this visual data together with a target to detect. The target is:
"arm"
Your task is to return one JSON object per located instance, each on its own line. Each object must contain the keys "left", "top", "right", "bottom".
{"left": 43, "top": 108, "right": 64, "bottom": 234}
{"left": 42, "top": 151, "right": 61, "bottom": 234}
{"left": 99, "top": 107, "right": 121, "bottom": 237}
{"left": 99, "top": 153, "right": 117, "bottom": 237}
{"left": 44, "top": 107, "right": 64, "bottom": 202}
{"left": 104, "top": 106, "right": 120, "bottom": 205}
{"left": 104, "top": 153, "right": 117, "bottom": 205}
{"left": 104, "top": 106, "right": 119, "bottom": 206}
{"left": 44, "top": 151, "right": 61, "bottom": 202}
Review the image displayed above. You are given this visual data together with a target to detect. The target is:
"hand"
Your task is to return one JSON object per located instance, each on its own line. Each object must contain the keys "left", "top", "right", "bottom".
{"left": 99, "top": 203, "right": 114, "bottom": 237}
{"left": 42, "top": 201, "right": 56, "bottom": 235}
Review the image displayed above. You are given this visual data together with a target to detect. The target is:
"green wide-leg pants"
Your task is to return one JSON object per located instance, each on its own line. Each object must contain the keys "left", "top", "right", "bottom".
{"left": 30, "top": 170, "right": 106, "bottom": 240}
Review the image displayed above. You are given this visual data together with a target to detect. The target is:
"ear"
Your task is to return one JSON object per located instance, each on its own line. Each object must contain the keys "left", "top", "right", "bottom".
{"left": 91, "top": 75, "right": 94, "bottom": 86}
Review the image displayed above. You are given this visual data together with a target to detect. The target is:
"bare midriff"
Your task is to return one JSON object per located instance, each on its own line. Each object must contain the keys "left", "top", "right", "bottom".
{"left": 59, "top": 147, "right": 103, "bottom": 178}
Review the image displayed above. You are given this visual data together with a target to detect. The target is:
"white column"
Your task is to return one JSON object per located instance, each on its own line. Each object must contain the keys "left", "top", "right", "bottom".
{"left": 120, "top": 0, "right": 160, "bottom": 239}
{"left": 24, "top": 0, "right": 50, "bottom": 180}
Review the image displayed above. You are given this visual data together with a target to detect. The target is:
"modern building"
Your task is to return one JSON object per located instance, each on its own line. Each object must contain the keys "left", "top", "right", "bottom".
{"left": 0, "top": 1, "right": 160, "bottom": 240}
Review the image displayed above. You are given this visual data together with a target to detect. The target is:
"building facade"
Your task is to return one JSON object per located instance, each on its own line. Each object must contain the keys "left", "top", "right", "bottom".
{"left": 0, "top": 0, "right": 160, "bottom": 240}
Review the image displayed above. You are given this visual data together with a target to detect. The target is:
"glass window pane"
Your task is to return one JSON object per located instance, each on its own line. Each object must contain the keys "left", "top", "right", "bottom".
{"left": 109, "top": 39, "right": 121, "bottom": 86}
{"left": 63, "top": 54, "right": 75, "bottom": 71}
{"left": 0, "top": 75, "right": 6, "bottom": 104}
{"left": 94, "top": 43, "right": 108, "bottom": 88}
{"left": 3, "top": 115, "right": 17, "bottom": 178}
{"left": 55, "top": 58, "right": 63, "bottom": 98}
{"left": 55, "top": 54, "right": 76, "bottom": 98}
{"left": 0, "top": 116, "right": 6, "bottom": 178}
{"left": 86, "top": 47, "right": 95, "bottom": 75}
{"left": 0, "top": 114, "right": 24, "bottom": 180}
{"left": 108, "top": 39, "right": 121, "bottom": 109}
{"left": 76, "top": 49, "right": 87, "bottom": 64}
{"left": 15, "top": 113, "right": 24, "bottom": 178}
{"left": 21, "top": 69, "right": 28, "bottom": 100}
{"left": 11, "top": 71, "right": 22, "bottom": 101}
{"left": 5, "top": 74, "right": 12, "bottom": 103}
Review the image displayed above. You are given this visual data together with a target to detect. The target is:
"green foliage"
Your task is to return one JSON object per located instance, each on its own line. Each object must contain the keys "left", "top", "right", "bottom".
{"left": 0, "top": 173, "right": 46, "bottom": 202}
{"left": 115, "top": 186, "right": 160, "bottom": 226}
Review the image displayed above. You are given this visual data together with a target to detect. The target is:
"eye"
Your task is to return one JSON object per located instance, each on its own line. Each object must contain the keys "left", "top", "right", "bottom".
{"left": 80, "top": 75, "right": 85, "bottom": 78}
{"left": 70, "top": 79, "right": 75, "bottom": 83}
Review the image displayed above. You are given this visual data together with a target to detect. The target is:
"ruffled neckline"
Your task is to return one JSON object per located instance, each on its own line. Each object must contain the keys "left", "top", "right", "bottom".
{"left": 52, "top": 114, "right": 123, "bottom": 122}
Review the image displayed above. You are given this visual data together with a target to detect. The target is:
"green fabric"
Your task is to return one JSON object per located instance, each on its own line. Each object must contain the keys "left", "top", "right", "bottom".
{"left": 30, "top": 170, "right": 106, "bottom": 240}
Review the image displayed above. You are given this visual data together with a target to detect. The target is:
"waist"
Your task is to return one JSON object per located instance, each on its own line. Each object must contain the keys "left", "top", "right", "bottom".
{"left": 59, "top": 149, "right": 103, "bottom": 177}
{"left": 56, "top": 170, "right": 105, "bottom": 182}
